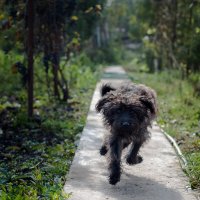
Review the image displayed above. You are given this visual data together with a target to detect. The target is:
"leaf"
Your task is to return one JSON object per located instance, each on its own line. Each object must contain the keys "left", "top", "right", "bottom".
{"left": 5, "top": 146, "right": 21, "bottom": 151}
{"left": 195, "top": 27, "right": 200, "bottom": 34}
{"left": 0, "top": 14, "right": 5, "bottom": 20}
{"left": 95, "top": 4, "right": 102, "bottom": 11}
{"left": 11, "top": 173, "right": 35, "bottom": 181}
{"left": 0, "top": 178, "right": 8, "bottom": 184}
{"left": 71, "top": 16, "right": 78, "bottom": 21}
{"left": 85, "top": 7, "right": 93, "bottom": 13}
{"left": 189, "top": 3, "right": 194, "bottom": 9}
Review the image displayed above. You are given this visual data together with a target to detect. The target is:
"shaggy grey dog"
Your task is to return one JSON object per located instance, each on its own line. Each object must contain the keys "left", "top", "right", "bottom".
{"left": 96, "top": 82, "right": 157, "bottom": 185}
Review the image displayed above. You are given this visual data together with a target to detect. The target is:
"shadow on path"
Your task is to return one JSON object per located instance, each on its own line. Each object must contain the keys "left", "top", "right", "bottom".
{"left": 66, "top": 163, "right": 184, "bottom": 200}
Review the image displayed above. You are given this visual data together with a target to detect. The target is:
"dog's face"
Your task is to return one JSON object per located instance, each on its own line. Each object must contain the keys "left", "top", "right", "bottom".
{"left": 96, "top": 96, "right": 148, "bottom": 137}
{"left": 96, "top": 83, "right": 157, "bottom": 137}
{"left": 106, "top": 103, "right": 146, "bottom": 136}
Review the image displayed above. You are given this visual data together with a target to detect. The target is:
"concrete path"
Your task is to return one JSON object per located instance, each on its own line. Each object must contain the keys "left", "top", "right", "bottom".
{"left": 64, "top": 66, "right": 197, "bottom": 200}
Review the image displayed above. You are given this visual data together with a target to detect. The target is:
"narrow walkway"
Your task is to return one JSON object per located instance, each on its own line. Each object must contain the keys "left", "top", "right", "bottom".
{"left": 64, "top": 66, "right": 197, "bottom": 200}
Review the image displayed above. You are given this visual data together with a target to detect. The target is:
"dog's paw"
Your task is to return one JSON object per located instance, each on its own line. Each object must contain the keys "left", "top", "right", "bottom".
{"left": 126, "top": 155, "right": 143, "bottom": 165}
{"left": 100, "top": 146, "right": 108, "bottom": 156}
{"left": 109, "top": 174, "right": 120, "bottom": 185}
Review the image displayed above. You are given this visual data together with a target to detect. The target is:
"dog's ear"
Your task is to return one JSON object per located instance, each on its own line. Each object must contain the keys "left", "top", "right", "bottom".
{"left": 96, "top": 97, "right": 108, "bottom": 112}
{"left": 139, "top": 96, "right": 156, "bottom": 115}
{"left": 101, "top": 84, "right": 115, "bottom": 96}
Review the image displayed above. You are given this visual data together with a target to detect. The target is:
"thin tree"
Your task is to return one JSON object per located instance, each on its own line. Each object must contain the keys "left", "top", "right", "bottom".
{"left": 27, "top": 0, "right": 34, "bottom": 117}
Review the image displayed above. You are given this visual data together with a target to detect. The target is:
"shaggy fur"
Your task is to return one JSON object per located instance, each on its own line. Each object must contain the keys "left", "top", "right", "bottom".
{"left": 96, "top": 82, "right": 158, "bottom": 185}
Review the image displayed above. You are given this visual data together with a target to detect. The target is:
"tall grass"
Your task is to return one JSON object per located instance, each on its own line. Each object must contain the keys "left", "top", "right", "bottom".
{"left": 125, "top": 60, "right": 200, "bottom": 191}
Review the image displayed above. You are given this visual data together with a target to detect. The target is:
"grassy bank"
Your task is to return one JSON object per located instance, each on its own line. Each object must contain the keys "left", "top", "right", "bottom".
{"left": 125, "top": 60, "right": 200, "bottom": 191}
{"left": 0, "top": 51, "right": 101, "bottom": 199}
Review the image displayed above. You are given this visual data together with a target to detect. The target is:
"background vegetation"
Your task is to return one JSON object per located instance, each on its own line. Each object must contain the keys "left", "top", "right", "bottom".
{"left": 0, "top": 0, "right": 200, "bottom": 199}
{"left": 0, "top": 0, "right": 105, "bottom": 199}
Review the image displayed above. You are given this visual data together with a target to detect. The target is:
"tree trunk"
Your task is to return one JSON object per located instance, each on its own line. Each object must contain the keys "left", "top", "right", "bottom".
{"left": 52, "top": 53, "right": 60, "bottom": 99}
{"left": 27, "top": 0, "right": 34, "bottom": 118}
{"left": 58, "top": 68, "right": 69, "bottom": 101}
{"left": 171, "top": 0, "right": 177, "bottom": 50}
{"left": 186, "top": 1, "right": 194, "bottom": 77}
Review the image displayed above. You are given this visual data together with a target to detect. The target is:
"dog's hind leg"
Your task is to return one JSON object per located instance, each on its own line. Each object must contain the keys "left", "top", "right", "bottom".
{"left": 107, "top": 138, "right": 123, "bottom": 185}
{"left": 126, "top": 141, "right": 143, "bottom": 165}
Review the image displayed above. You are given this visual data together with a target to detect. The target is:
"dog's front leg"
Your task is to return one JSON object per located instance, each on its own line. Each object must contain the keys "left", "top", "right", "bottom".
{"left": 126, "top": 141, "right": 143, "bottom": 165}
{"left": 100, "top": 134, "right": 109, "bottom": 156}
{"left": 107, "top": 137, "right": 123, "bottom": 185}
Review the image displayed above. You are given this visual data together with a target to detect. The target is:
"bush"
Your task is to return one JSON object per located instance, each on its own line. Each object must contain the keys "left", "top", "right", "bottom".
{"left": 189, "top": 73, "right": 200, "bottom": 97}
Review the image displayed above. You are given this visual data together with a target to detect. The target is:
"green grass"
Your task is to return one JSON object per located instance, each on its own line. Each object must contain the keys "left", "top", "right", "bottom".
{"left": 0, "top": 96, "right": 95, "bottom": 199}
{"left": 0, "top": 50, "right": 101, "bottom": 199}
{"left": 125, "top": 60, "right": 200, "bottom": 190}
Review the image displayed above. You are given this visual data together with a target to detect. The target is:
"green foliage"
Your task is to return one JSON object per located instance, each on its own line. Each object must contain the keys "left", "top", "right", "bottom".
{"left": 65, "top": 56, "right": 95, "bottom": 84}
{"left": 0, "top": 50, "right": 100, "bottom": 199}
{"left": 0, "top": 111, "right": 77, "bottom": 199}
{"left": 125, "top": 56, "right": 200, "bottom": 190}
{"left": 108, "top": 0, "right": 200, "bottom": 74}
{"left": 0, "top": 0, "right": 106, "bottom": 105}
{"left": 0, "top": 50, "right": 24, "bottom": 94}
{"left": 186, "top": 153, "right": 200, "bottom": 189}
{"left": 0, "top": 0, "right": 106, "bottom": 54}
{"left": 74, "top": 1, "right": 106, "bottom": 40}
{"left": 188, "top": 73, "right": 200, "bottom": 96}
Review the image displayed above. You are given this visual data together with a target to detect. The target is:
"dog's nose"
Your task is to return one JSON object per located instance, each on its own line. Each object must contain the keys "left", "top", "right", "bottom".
{"left": 121, "top": 122, "right": 130, "bottom": 126}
